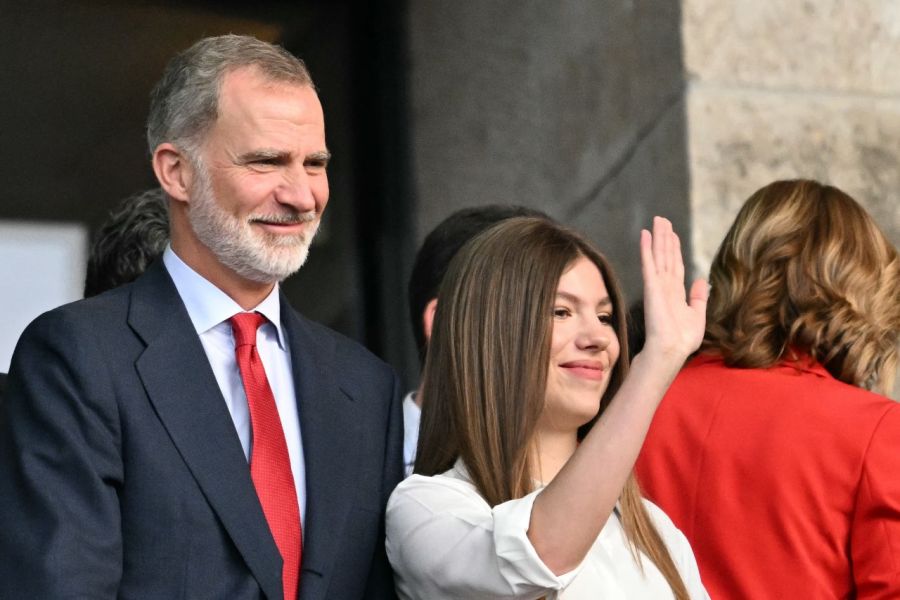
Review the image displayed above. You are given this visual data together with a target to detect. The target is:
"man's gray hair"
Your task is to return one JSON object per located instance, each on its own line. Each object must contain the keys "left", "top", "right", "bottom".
{"left": 146, "top": 34, "right": 314, "bottom": 157}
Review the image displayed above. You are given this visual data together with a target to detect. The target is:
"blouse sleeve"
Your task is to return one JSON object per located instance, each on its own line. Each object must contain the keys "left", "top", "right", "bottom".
{"left": 851, "top": 404, "right": 900, "bottom": 598}
{"left": 385, "top": 474, "right": 582, "bottom": 599}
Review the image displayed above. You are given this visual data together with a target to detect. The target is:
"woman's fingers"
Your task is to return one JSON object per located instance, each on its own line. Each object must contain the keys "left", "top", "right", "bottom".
{"left": 688, "top": 278, "right": 709, "bottom": 311}
{"left": 664, "top": 217, "right": 674, "bottom": 274}
{"left": 649, "top": 216, "right": 683, "bottom": 276}
{"left": 651, "top": 217, "right": 666, "bottom": 273}
{"left": 640, "top": 216, "right": 707, "bottom": 356}
{"left": 647, "top": 216, "right": 685, "bottom": 280}
{"left": 640, "top": 228, "right": 654, "bottom": 281}
{"left": 673, "top": 230, "right": 684, "bottom": 286}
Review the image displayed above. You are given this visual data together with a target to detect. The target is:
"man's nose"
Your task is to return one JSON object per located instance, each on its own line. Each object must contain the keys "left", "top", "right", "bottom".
{"left": 275, "top": 168, "right": 321, "bottom": 212}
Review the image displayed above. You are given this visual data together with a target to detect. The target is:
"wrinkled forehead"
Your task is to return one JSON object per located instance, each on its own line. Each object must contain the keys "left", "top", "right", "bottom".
{"left": 218, "top": 66, "right": 320, "bottom": 110}
{"left": 207, "top": 69, "right": 325, "bottom": 144}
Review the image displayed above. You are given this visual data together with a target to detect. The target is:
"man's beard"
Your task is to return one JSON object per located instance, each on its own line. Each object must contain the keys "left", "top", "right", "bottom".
{"left": 187, "top": 161, "right": 319, "bottom": 284}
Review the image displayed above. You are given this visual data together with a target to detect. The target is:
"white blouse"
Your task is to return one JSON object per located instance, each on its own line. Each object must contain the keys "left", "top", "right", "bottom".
{"left": 386, "top": 460, "right": 709, "bottom": 600}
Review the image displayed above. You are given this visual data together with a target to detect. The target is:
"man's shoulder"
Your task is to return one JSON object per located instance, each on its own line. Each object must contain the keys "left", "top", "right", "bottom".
{"left": 27, "top": 260, "right": 172, "bottom": 332}
{"left": 24, "top": 284, "right": 132, "bottom": 338}
{"left": 8, "top": 285, "right": 142, "bottom": 393}
{"left": 284, "top": 306, "right": 396, "bottom": 380}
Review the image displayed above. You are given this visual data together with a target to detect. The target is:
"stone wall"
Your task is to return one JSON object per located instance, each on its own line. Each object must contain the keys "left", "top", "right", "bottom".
{"left": 684, "top": 0, "right": 900, "bottom": 275}
{"left": 409, "top": 0, "right": 900, "bottom": 288}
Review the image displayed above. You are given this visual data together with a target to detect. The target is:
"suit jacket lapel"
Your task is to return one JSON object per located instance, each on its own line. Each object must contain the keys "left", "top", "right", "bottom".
{"left": 282, "top": 304, "right": 360, "bottom": 600}
{"left": 128, "top": 262, "right": 283, "bottom": 600}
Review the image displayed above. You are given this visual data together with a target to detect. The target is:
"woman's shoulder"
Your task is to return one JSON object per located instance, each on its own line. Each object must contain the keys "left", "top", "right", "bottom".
{"left": 388, "top": 460, "right": 490, "bottom": 513}
{"left": 679, "top": 352, "right": 896, "bottom": 408}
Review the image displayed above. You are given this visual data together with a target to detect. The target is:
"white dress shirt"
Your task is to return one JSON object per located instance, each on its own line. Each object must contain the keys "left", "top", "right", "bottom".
{"left": 402, "top": 391, "right": 421, "bottom": 477}
{"left": 386, "top": 459, "right": 709, "bottom": 599}
{"left": 163, "top": 247, "right": 306, "bottom": 523}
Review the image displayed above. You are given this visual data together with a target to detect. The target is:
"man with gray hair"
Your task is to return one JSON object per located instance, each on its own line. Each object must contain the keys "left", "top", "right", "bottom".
{"left": 0, "top": 35, "right": 403, "bottom": 600}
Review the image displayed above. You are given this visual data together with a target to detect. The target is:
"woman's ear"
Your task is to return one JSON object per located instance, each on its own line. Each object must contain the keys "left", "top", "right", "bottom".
{"left": 152, "top": 143, "right": 194, "bottom": 204}
{"left": 422, "top": 298, "right": 439, "bottom": 344}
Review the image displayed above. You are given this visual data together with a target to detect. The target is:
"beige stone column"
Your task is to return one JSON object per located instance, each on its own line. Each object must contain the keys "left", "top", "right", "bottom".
{"left": 684, "top": 0, "right": 900, "bottom": 276}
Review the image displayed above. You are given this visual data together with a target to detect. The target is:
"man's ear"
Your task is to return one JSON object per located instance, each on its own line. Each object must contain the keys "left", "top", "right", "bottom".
{"left": 152, "top": 143, "right": 194, "bottom": 204}
{"left": 422, "top": 297, "right": 438, "bottom": 344}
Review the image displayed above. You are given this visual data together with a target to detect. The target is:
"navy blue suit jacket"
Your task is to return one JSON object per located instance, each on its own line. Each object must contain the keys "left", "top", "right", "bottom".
{"left": 0, "top": 261, "right": 403, "bottom": 599}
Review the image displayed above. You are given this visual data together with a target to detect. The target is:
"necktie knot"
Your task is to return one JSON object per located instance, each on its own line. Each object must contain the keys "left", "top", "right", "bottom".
{"left": 230, "top": 312, "right": 267, "bottom": 348}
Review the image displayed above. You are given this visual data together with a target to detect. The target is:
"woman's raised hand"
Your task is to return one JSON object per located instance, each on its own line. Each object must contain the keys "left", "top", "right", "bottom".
{"left": 639, "top": 217, "right": 708, "bottom": 366}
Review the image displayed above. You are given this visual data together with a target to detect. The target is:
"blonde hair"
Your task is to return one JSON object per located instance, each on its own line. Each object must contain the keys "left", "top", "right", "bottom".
{"left": 416, "top": 217, "right": 690, "bottom": 600}
{"left": 705, "top": 179, "right": 900, "bottom": 394}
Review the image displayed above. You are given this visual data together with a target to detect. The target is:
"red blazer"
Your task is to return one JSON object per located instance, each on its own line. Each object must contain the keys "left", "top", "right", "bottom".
{"left": 636, "top": 354, "right": 900, "bottom": 599}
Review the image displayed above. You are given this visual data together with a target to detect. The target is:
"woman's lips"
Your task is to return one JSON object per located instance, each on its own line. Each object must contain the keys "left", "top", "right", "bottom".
{"left": 559, "top": 360, "right": 606, "bottom": 381}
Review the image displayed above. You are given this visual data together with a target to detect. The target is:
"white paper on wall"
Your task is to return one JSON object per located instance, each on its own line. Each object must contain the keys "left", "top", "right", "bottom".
{"left": 0, "top": 221, "right": 87, "bottom": 373}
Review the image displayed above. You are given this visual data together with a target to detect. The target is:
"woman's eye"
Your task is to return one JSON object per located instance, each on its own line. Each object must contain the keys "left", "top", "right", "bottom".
{"left": 553, "top": 307, "right": 571, "bottom": 318}
{"left": 598, "top": 313, "right": 613, "bottom": 325}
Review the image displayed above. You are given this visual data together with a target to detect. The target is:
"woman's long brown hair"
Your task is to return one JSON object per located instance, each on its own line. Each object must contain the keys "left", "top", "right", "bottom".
{"left": 415, "top": 217, "right": 690, "bottom": 600}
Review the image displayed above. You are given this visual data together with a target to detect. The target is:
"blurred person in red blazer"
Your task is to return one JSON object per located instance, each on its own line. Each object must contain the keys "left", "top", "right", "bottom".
{"left": 636, "top": 179, "right": 900, "bottom": 599}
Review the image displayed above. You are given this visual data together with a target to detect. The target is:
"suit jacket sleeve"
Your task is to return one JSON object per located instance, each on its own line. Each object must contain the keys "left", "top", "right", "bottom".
{"left": 363, "top": 370, "right": 404, "bottom": 599}
{"left": 0, "top": 309, "right": 124, "bottom": 598}
{"left": 851, "top": 403, "right": 900, "bottom": 598}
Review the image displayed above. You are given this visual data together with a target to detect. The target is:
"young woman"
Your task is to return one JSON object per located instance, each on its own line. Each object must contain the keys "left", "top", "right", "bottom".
{"left": 386, "top": 216, "right": 710, "bottom": 599}
{"left": 637, "top": 180, "right": 900, "bottom": 598}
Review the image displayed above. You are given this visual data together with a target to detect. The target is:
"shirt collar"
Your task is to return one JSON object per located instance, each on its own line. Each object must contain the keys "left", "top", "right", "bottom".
{"left": 450, "top": 457, "right": 551, "bottom": 493}
{"left": 162, "top": 246, "right": 287, "bottom": 349}
{"left": 692, "top": 350, "right": 832, "bottom": 379}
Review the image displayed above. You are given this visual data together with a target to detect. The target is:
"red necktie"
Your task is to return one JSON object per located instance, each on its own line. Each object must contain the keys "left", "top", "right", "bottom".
{"left": 230, "top": 312, "right": 301, "bottom": 600}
